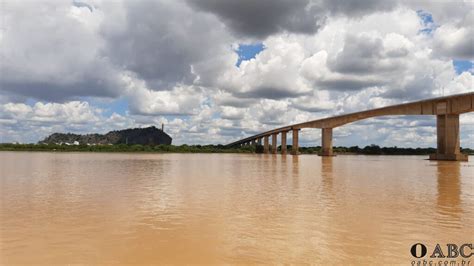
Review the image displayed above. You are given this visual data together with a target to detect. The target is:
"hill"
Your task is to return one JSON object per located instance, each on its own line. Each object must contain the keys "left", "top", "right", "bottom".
{"left": 39, "top": 126, "right": 172, "bottom": 145}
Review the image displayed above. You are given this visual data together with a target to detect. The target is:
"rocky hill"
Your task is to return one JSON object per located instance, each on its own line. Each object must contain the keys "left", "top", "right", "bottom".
{"left": 40, "top": 126, "right": 172, "bottom": 145}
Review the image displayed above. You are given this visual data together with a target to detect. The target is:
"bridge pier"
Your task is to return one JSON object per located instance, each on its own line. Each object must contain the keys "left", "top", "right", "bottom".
{"left": 226, "top": 93, "right": 473, "bottom": 160}
{"left": 430, "top": 114, "right": 468, "bottom": 161}
{"left": 320, "top": 128, "right": 334, "bottom": 156}
{"left": 272, "top": 133, "right": 277, "bottom": 154}
{"left": 257, "top": 138, "right": 262, "bottom": 146}
{"left": 263, "top": 136, "right": 269, "bottom": 154}
{"left": 281, "top": 131, "right": 287, "bottom": 154}
{"left": 292, "top": 129, "right": 299, "bottom": 155}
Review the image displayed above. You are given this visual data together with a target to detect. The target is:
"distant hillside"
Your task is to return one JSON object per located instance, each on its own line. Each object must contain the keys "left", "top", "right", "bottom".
{"left": 40, "top": 126, "right": 172, "bottom": 145}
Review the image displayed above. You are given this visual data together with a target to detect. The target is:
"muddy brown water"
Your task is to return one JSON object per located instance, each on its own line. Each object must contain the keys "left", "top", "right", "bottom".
{"left": 1, "top": 152, "right": 472, "bottom": 264}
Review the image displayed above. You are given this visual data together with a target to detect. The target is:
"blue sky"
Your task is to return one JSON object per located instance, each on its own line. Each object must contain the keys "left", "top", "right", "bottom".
{"left": 453, "top": 60, "right": 473, "bottom": 74}
{"left": 417, "top": 10, "right": 437, "bottom": 35}
{"left": 0, "top": 0, "right": 472, "bottom": 147}
{"left": 236, "top": 43, "right": 265, "bottom": 66}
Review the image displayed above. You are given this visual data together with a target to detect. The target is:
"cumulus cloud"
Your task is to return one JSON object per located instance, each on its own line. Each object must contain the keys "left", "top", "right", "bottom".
{"left": 217, "top": 35, "right": 314, "bottom": 99}
{"left": 213, "top": 91, "right": 256, "bottom": 108}
{"left": 187, "top": 0, "right": 326, "bottom": 39}
{"left": 221, "top": 106, "right": 246, "bottom": 120}
{"left": 127, "top": 85, "right": 206, "bottom": 116}
{"left": 0, "top": 0, "right": 473, "bottom": 147}
{"left": 0, "top": 101, "right": 100, "bottom": 124}
{"left": 0, "top": 0, "right": 124, "bottom": 101}
{"left": 0, "top": 101, "right": 105, "bottom": 143}
{"left": 188, "top": 0, "right": 401, "bottom": 39}
{"left": 432, "top": 10, "right": 474, "bottom": 60}
{"left": 101, "top": 0, "right": 235, "bottom": 90}
{"left": 322, "top": 0, "right": 398, "bottom": 17}
{"left": 290, "top": 90, "right": 335, "bottom": 112}
{"left": 328, "top": 33, "right": 411, "bottom": 74}
{"left": 406, "top": 1, "right": 474, "bottom": 60}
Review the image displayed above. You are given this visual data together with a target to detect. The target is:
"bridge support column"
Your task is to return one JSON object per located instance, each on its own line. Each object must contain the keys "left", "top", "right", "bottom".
{"left": 430, "top": 114, "right": 468, "bottom": 161}
{"left": 263, "top": 136, "right": 269, "bottom": 154}
{"left": 257, "top": 138, "right": 262, "bottom": 146}
{"left": 281, "top": 131, "right": 287, "bottom": 155}
{"left": 292, "top": 129, "right": 299, "bottom": 155}
{"left": 271, "top": 133, "right": 277, "bottom": 154}
{"left": 320, "top": 128, "right": 334, "bottom": 156}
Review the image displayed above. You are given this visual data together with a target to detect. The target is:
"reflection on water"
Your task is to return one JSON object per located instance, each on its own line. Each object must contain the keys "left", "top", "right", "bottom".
{"left": 0, "top": 152, "right": 473, "bottom": 264}
{"left": 321, "top": 157, "right": 333, "bottom": 191}
{"left": 436, "top": 162, "right": 462, "bottom": 226}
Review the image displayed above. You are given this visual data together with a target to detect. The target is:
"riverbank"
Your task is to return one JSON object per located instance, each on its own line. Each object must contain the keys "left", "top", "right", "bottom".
{"left": 1, "top": 143, "right": 473, "bottom": 155}
{"left": 0, "top": 143, "right": 253, "bottom": 153}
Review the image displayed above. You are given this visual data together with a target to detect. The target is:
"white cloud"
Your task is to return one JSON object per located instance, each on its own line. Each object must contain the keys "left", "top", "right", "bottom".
{"left": 217, "top": 35, "right": 313, "bottom": 99}
{"left": 0, "top": 0, "right": 124, "bottom": 101}
{"left": 0, "top": 0, "right": 472, "bottom": 148}
{"left": 1, "top": 101, "right": 100, "bottom": 124}
{"left": 0, "top": 101, "right": 104, "bottom": 143}
{"left": 432, "top": 13, "right": 474, "bottom": 60}
{"left": 122, "top": 73, "right": 207, "bottom": 115}
{"left": 101, "top": 0, "right": 235, "bottom": 90}
{"left": 221, "top": 106, "right": 246, "bottom": 120}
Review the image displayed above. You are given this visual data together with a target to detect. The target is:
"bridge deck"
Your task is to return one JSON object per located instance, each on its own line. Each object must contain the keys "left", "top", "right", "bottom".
{"left": 227, "top": 92, "right": 474, "bottom": 147}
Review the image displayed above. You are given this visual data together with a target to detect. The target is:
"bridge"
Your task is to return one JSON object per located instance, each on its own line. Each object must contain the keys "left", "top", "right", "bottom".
{"left": 227, "top": 92, "right": 474, "bottom": 161}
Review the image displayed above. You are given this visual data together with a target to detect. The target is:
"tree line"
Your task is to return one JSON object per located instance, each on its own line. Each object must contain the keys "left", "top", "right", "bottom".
{"left": 1, "top": 143, "right": 472, "bottom": 155}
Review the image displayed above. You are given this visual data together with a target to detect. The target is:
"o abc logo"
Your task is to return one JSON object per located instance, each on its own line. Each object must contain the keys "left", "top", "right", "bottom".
{"left": 411, "top": 243, "right": 473, "bottom": 259}
{"left": 411, "top": 243, "right": 427, "bottom": 258}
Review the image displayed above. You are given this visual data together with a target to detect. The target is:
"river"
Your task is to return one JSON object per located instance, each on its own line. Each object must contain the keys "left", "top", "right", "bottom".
{"left": 0, "top": 152, "right": 472, "bottom": 264}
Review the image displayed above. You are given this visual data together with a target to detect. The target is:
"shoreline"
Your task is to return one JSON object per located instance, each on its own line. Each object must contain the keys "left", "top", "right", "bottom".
{"left": 1, "top": 143, "right": 472, "bottom": 156}
{"left": 2, "top": 150, "right": 470, "bottom": 157}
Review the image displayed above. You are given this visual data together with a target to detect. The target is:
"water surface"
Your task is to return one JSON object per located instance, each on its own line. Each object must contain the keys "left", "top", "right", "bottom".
{"left": 1, "top": 152, "right": 472, "bottom": 264}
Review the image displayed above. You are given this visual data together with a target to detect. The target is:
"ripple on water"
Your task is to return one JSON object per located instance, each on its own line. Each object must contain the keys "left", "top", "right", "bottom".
{"left": 0, "top": 152, "right": 473, "bottom": 264}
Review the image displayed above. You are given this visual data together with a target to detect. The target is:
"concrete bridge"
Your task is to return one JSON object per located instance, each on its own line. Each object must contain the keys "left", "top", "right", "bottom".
{"left": 227, "top": 92, "right": 474, "bottom": 161}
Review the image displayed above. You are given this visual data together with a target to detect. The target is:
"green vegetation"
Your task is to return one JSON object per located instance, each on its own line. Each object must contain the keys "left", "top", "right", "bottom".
{"left": 296, "top": 144, "right": 474, "bottom": 155}
{"left": 1, "top": 143, "right": 473, "bottom": 155}
{"left": 0, "top": 143, "right": 255, "bottom": 153}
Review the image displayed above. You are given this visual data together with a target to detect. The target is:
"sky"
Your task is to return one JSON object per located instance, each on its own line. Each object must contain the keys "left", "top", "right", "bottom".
{"left": 0, "top": 0, "right": 473, "bottom": 147}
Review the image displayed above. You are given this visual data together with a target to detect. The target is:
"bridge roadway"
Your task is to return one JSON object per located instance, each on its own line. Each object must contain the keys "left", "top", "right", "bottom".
{"left": 226, "top": 92, "right": 474, "bottom": 161}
